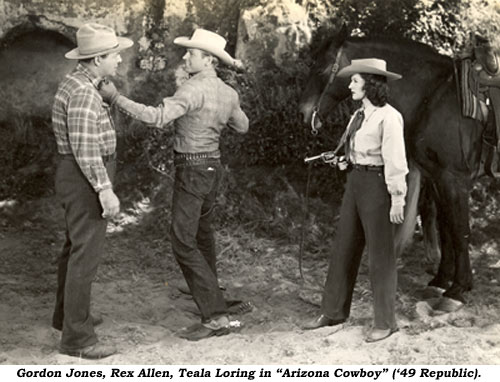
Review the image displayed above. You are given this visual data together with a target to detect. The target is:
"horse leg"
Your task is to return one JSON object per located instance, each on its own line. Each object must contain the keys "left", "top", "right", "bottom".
{"left": 395, "top": 162, "right": 421, "bottom": 256}
{"left": 419, "top": 179, "right": 441, "bottom": 275}
{"left": 432, "top": 171, "right": 473, "bottom": 303}
{"left": 428, "top": 197, "right": 454, "bottom": 290}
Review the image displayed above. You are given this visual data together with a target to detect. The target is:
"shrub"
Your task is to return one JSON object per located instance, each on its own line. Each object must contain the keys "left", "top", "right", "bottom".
{"left": 0, "top": 115, "right": 56, "bottom": 200}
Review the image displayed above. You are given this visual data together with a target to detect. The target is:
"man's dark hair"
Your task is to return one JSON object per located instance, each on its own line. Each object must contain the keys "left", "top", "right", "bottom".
{"left": 200, "top": 50, "right": 219, "bottom": 68}
{"left": 360, "top": 73, "right": 389, "bottom": 107}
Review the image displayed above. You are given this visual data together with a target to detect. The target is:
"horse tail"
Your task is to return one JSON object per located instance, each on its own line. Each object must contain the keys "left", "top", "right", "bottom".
{"left": 395, "top": 161, "right": 421, "bottom": 256}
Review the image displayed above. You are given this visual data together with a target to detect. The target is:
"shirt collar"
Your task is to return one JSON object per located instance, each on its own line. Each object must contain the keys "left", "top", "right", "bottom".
{"left": 360, "top": 103, "right": 378, "bottom": 120}
{"left": 189, "top": 67, "right": 217, "bottom": 81}
{"left": 362, "top": 103, "right": 376, "bottom": 112}
{"left": 76, "top": 63, "right": 103, "bottom": 89}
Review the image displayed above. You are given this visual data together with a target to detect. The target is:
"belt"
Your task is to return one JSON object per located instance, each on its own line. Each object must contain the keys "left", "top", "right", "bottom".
{"left": 58, "top": 152, "right": 116, "bottom": 163}
{"left": 350, "top": 163, "right": 384, "bottom": 172}
{"left": 173, "top": 150, "right": 221, "bottom": 167}
{"left": 174, "top": 150, "right": 220, "bottom": 160}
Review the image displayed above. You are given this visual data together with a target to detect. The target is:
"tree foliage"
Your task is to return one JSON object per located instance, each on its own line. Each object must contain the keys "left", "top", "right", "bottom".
{"left": 3, "top": 0, "right": 500, "bottom": 200}
{"left": 234, "top": 0, "right": 500, "bottom": 167}
{"left": 305, "top": 0, "right": 500, "bottom": 54}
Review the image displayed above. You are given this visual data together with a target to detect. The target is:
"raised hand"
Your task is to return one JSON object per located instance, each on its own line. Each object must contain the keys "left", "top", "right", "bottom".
{"left": 98, "top": 79, "right": 119, "bottom": 105}
{"left": 233, "top": 59, "right": 246, "bottom": 72}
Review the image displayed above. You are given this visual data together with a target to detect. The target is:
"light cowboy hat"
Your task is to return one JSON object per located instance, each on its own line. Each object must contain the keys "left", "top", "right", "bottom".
{"left": 338, "top": 58, "right": 402, "bottom": 81}
{"left": 65, "top": 23, "right": 133, "bottom": 60}
{"left": 174, "top": 29, "right": 236, "bottom": 67}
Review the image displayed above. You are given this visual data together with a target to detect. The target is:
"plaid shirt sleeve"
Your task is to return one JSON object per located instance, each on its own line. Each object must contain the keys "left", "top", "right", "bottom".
{"left": 114, "top": 83, "right": 199, "bottom": 128}
{"left": 67, "top": 87, "right": 112, "bottom": 192}
{"left": 227, "top": 93, "right": 249, "bottom": 134}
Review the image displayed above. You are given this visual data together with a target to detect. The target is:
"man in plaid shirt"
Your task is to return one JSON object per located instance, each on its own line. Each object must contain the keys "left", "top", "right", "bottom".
{"left": 99, "top": 29, "right": 248, "bottom": 341}
{"left": 51, "top": 23, "right": 132, "bottom": 359}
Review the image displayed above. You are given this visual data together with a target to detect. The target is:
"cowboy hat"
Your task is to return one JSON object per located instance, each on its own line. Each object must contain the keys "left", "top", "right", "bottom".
{"left": 338, "top": 58, "right": 402, "bottom": 81}
{"left": 65, "top": 23, "right": 133, "bottom": 60}
{"left": 173, "top": 29, "right": 236, "bottom": 67}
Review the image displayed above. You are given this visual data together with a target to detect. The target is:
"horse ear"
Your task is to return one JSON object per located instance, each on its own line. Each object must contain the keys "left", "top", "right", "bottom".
{"left": 475, "top": 34, "right": 490, "bottom": 47}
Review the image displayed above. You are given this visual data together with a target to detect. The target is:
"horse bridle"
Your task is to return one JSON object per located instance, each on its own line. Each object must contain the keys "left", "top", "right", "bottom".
{"left": 310, "top": 46, "right": 344, "bottom": 135}
{"left": 298, "top": 46, "right": 344, "bottom": 284}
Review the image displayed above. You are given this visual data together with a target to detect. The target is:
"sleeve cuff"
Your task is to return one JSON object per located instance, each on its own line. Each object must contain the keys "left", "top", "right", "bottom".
{"left": 94, "top": 183, "right": 113, "bottom": 193}
{"left": 109, "top": 91, "right": 120, "bottom": 106}
{"left": 115, "top": 94, "right": 126, "bottom": 108}
{"left": 391, "top": 194, "right": 406, "bottom": 207}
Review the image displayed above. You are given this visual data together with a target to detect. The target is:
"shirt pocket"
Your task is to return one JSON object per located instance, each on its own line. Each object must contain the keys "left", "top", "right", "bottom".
{"left": 354, "top": 121, "right": 383, "bottom": 155}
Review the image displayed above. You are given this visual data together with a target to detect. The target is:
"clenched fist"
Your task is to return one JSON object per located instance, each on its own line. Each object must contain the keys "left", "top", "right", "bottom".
{"left": 98, "top": 79, "right": 119, "bottom": 105}
{"left": 232, "top": 59, "right": 246, "bottom": 72}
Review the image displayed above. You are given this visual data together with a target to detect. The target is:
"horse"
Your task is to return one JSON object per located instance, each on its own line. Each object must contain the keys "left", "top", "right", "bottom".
{"left": 298, "top": 28, "right": 488, "bottom": 309}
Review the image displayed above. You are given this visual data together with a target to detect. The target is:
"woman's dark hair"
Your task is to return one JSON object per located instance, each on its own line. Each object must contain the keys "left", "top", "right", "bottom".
{"left": 360, "top": 73, "right": 389, "bottom": 107}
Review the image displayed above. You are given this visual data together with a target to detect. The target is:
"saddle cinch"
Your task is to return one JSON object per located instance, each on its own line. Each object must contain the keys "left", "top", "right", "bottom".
{"left": 468, "top": 41, "right": 500, "bottom": 178}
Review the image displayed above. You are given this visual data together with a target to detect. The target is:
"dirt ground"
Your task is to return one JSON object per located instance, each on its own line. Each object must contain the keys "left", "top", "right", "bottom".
{"left": 1, "top": 179, "right": 500, "bottom": 365}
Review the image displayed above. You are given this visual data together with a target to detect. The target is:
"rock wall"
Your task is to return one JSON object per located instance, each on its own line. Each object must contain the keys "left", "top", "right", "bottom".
{"left": 0, "top": 0, "right": 147, "bottom": 117}
{"left": 237, "top": 0, "right": 312, "bottom": 71}
{"left": 0, "top": 0, "right": 141, "bottom": 39}
{"left": 0, "top": 0, "right": 317, "bottom": 119}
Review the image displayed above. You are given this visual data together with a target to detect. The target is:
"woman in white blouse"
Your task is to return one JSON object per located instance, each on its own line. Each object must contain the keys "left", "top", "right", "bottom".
{"left": 303, "top": 58, "right": 408, "bottom": 343}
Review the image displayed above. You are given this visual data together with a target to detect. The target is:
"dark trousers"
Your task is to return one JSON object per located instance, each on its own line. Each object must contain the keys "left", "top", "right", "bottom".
{"left": 170, "top": 160, "right": 227, "bottom": 322}
{"left": 321, "top": 169, "right": 397, "bottom": 330}
{"left": 52, "top": 156, "right": 115, "bottom": 350}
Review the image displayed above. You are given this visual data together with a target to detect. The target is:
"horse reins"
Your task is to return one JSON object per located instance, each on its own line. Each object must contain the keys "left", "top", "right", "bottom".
{"left": 310, "top": 46, "right": 344, "bottom": 135}
{"left": 299, "top": 46, "right": 344, "bottom": 282}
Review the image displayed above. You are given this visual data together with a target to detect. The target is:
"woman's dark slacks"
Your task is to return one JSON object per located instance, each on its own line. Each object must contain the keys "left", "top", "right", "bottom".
{"left": 321, "top": 168, "right": 397, "bottom": 330}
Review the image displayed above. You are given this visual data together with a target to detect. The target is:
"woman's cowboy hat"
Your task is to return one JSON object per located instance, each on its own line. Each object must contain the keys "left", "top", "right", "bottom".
{"left": 174, "top": 29, "right": 236, "bottom": 67}
{"left": 65, "top": 23, "right": 133, "bottom": 60}
{"left": 338, "top": 58, "right": 402, "bottom": 81}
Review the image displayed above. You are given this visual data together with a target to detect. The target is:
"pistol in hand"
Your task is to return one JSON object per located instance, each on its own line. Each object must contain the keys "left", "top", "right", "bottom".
{"left": 304, "top": 151, "right": 338, "bottom": 165}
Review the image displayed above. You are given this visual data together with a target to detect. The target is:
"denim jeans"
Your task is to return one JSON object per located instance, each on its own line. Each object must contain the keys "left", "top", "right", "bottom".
{"left": 170, "top": 160, "right": 227, "bottom": 322}
{"left": 53, "top": 155, "right": 115, "bottom": 350}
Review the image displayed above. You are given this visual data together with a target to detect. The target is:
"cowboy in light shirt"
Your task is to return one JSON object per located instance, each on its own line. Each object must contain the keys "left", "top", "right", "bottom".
{"left": 303, "top": 59, "right": 408, "bottom": 343}
{"left": 52, "top": 23, "right": 132, "bottom": 359}
{"left": 99, "top": 29, "right": 249, "bottom": 341}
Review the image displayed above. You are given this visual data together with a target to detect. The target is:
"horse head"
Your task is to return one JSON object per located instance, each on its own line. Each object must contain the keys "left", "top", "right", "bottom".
{"left": 298, "top": 26, "right": 351, "bottom": 129}
{"left": 299, "top": 30, "right": 453, "bottom": 136}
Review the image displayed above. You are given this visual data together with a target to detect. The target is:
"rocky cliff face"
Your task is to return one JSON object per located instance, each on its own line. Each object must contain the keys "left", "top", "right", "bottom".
{"left": 237, "top": 0, "right": 312, "bottom": 72}
{"left": 0, "top": 0, "right": 318, "bottom": 119}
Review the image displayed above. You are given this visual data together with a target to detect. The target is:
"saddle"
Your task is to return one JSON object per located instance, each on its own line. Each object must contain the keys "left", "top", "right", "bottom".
{"left": 474, "top": 36, "right": 499, "bottom": 76}
{"left": 461, "top": 38, "right": 500, "bottom": 178}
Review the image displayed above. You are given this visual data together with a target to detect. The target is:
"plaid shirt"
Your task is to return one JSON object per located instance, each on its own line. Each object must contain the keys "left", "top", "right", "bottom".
{"left": 52, "top": 63, "right": 116, "bottom": 192}
{"left": 115, "top": 68, "right": 248, "bottom": 153}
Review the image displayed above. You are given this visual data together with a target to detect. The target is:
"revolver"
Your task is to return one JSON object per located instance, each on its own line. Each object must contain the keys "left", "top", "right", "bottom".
{"left": 304, "top": 151, "right": 338, "bottom": 165}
